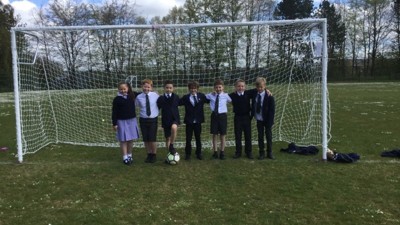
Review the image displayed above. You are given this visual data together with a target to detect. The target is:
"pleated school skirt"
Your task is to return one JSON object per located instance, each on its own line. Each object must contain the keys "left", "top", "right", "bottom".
{"left": 116, "top": 118, "right": 140, "bottom": 142}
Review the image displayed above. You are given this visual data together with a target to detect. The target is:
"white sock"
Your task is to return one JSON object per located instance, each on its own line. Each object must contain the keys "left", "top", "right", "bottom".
{"left": 127, "top": 154, "right": 132, "bottom": 158}
{"left": 123, "top": 155, "right": 128, "bottom": 160}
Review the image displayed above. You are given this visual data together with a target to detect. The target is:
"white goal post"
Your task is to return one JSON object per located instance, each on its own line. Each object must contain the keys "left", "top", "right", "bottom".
{"left": 125, "top": 75, "right": 138, "bottom": 90}
{"left": 11, "top": 19, "right": 330, "bottom": 162}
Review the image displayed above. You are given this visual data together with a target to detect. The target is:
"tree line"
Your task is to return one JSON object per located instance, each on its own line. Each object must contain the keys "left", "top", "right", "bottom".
{"left": 0, "top": 1, "right": 18, "bottom": 92}
{"left": 1, "top": 0, "right": 399, "bottom": 92}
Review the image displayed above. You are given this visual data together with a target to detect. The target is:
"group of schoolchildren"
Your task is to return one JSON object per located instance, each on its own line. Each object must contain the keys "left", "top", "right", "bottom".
{"left": 111, "top": 77, "right": 275, "bottom": 165}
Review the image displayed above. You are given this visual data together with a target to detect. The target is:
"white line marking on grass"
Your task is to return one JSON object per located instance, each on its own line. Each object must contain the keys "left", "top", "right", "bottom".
{"left": 0, "top": 161, "right": 115, "bottom": 165}
{"left": 0, "top": 159, "right": 399, "bottom": 165}
{"left": 360, "top": 160, "right": 400, "bottom": 164}
{"left": 329, "top": 82, "right": 400, "bottom": 86}
{"left": 354, "top": 101, "right": 384, "bottom": 105}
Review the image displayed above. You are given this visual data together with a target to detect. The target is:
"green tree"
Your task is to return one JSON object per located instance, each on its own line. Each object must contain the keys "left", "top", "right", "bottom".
{"left": 0, "top": 2, "right": 18, "bottom": 92}
{"left": 35, "top": 0, "right": 92, "bottom": 88}
{"left": 316, "top": 0, "right": 346, "bottom": 58}
{"left": 162, "top": 6, "right": 186, "bottom": 78}
{"left": 274, "top": 0, "right": 314, "bottom": 19}
{"left": 89, "top": 0, "right": 140, "bottom": 73}
{"left": 364, "top": 0, "right": 393, "bottom": 76}
{"left": 393, "top": 0, "right": 400, "bottom": 61}
{"left": 346, "top": 0, "right": 369, "bottom": 78}
{"left": 315, "top": 1, "right": 346, "bottom": 80}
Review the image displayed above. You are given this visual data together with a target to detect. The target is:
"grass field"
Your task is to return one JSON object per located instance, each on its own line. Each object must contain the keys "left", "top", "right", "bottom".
{"left": 0, "top": 83, "right": 399, "bottom": 225}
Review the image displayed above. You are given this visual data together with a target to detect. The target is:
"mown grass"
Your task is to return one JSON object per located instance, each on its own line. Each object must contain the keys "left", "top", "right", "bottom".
{"left": 0, "top": 83, "right": 399, "bottom": 225}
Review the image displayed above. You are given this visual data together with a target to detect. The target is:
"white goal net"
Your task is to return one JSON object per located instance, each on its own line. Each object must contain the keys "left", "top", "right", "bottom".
{"left": 11, "top": 19, "right": 330, "bottom": 162}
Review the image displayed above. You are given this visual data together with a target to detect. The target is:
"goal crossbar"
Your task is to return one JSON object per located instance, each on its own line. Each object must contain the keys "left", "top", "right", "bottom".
{"left": 12, "top": 19, "right": 327, "bottom": 31}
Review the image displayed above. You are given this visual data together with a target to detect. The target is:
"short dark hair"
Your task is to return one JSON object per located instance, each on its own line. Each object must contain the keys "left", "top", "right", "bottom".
{"left": 164, "top": 80, "right": 173, "bottom": 87}
{"left": 187, "top": 81, "right": 199, "bottom": 89}
{"left": 214, "top": 78, "right": 224, "bottom": 86}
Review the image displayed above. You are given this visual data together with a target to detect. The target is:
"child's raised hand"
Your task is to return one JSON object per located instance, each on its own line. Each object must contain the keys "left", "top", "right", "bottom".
{"left": 266, "top": 89, "right": 272, "bottom": 96}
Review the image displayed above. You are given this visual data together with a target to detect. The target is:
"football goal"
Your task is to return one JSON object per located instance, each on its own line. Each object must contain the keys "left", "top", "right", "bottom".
{"left": 11, "top": 19, "right": 330, "bottom": 162}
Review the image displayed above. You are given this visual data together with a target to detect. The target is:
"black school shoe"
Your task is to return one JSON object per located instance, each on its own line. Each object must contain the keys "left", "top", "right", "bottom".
{"left": 145, "top": 154, "right": 151, "bottom": 163}
{"left": 219, "top": 151, "right": 225, "bottom": 160}
{"left": 123, "top": 158, "right": 131, "bottom": 165}
{"left": 196, "top": 153, "right": 203, "bottom": 160}
{"left": 169, "top": 144, "right": 177, "bottom": 154}
{"left": 233, "top": 152, "right": 241, "bottom": 159}
{"left": 212, "top": 151, "right": 218, "bottom": 159}
{"left": 267, "top": 153, "right": 275, "bottom": 160}
{"left": 149, "top": 154, "right": 157, "bottom": 163}
{"left": 246, "top": 152, "right": 254, "bottom": 159}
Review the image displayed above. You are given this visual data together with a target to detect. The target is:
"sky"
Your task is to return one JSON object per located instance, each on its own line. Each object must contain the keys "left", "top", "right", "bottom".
{"left": 1, "top": 0, "right": 185, "bottom": 26}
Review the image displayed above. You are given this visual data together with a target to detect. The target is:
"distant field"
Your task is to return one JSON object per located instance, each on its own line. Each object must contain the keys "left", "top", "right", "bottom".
{"left": 0, "top": 82, "right": 399, "bottom": 225}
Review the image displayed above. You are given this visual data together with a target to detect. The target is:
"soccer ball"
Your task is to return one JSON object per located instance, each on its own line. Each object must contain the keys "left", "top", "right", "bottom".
{"left": 166, "top": 152, "right": 180, "bottom": 165}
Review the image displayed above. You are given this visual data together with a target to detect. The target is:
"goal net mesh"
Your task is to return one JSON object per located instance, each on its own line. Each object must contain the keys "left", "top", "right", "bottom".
{"left": 13, "top": 20, "right": 330, "bottom": 155}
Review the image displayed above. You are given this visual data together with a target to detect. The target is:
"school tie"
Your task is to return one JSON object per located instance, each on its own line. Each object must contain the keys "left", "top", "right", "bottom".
{"left": 146, "top": 94, "right": 151, "bottom": 116}
{"left": 215, "top": 94, "right": 219, "bottom": 114}
{"left": 193, "top": 95, "right": 198, "bottom": 106}
{"left": 256, "top": 94, "right": 262, "bottom": 114}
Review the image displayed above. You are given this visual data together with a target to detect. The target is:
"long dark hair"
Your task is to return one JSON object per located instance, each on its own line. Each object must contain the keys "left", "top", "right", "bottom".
{"left": 118, "top": 81, "right": 136, "bottom": 101}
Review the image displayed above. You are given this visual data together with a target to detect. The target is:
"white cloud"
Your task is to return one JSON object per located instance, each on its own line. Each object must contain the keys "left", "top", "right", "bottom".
{"left": 4, "top": 0, "right": 184, "bottom": 26}
{"left": 10, "top": 0, "right": 37, "bottom": 13}
{"left": 3, "top": 0, "right": 37, "bottom": 26}
{"left": 134, "top": 0, "right": 184, "bottom": 19}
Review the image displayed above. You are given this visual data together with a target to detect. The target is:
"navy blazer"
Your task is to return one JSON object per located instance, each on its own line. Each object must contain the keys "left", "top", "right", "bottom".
{"left": 111, "top": 91, "right": 138, "bottom": 126}
{"left": 178, "top": 92, "right": 208, "bottom": 124}
{"left": 229, "top": 91, "right": 252, "bottom": 117}
{"left": 157, "top": 93, "right": 181, "bottom": 128}
{"left": 251, "top": 91, "right": 275, "bottom": 128}
{"left": 245, "top": 88, "right": 258, "bottom": 99}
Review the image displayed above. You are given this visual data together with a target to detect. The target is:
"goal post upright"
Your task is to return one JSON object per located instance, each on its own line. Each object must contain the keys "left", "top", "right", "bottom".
{"left": 322, "top": 19, "right": 328, "bottom": 161}
{"left": 11, "top": 28, "right": 23, "bottom": 163}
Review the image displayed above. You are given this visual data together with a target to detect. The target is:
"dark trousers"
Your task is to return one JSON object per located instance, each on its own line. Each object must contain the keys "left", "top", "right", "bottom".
{"left": 185, "top": 123, "right": 202, "bottom": 155}
{"left": 256, "top": 120, "right": 273, "bottom": 155}
{"left": 234, "top": 115, "right": 252, "bottom": 155}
